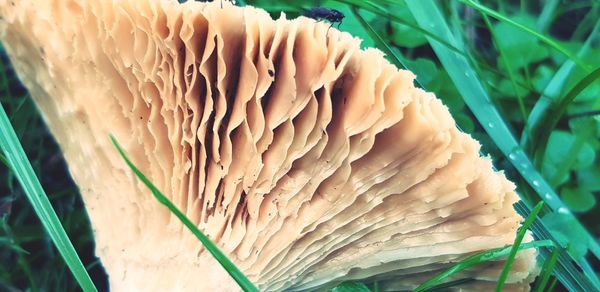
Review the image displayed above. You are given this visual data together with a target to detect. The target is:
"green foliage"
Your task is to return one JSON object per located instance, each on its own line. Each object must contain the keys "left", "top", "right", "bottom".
{"left": 493, "top": 15, "right": 549, "bottom": 70}
{"left": 561, "top": 187, "right": 596, "bottom": 212}
{"left": 543, "top": 212, "right": 590, "bottom": 259}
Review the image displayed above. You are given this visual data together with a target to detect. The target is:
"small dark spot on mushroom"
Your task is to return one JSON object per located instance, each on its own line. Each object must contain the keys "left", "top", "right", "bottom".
{"left": 10, "top": 1, "right": 15, "bottom": 6}
{"left": 268, "top": 69, "right": 274, "bottom": 77}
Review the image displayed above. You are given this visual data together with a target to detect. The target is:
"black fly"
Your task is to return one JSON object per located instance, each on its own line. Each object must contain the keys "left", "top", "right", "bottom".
{"left": 304, "top": 7, "right": 345, "bottom": 29}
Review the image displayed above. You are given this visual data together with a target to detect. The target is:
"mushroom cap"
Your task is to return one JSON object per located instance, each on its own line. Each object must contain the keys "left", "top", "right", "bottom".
{"left": 0, "top": 0, "right": 538, "bottom": 290}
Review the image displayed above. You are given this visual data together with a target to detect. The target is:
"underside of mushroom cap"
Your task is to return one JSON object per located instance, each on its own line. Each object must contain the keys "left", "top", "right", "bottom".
{"left": 0, "top": 0, "right": 538, "bottom": 290}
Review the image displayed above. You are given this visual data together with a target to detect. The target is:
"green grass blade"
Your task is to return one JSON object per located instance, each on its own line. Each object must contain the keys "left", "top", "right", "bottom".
{"left": 495, "top": 201, "right": 544, "bottom": 291}
{"left": 459, "top": 0, "right": 592, "bottom": 72}
{"left": 477, "top": 3, "right": 527, "bottom": 125}
{"left": 514, "top": 201, "right": 600, "bottom": 291}
{"left": 406, "top": 1, "right": 600, "bottom": 290}
{"left": 0, "top": 104, "right": 96, "bottom": 292}
{"left": 332, "top": 0, "right": 464, "bottom": 55}
{"left": 110, "top": 135, "right": 259, "bottom": 292}
{"left": 529, "top": 67, "right": 600, "bottom": 166}
{"left": 0, "top": 153, "right": 8, "bottom": 168}
{"left": 533, "top": 246, "right": 560, "bottom": 292}
{"left": 547, "top": 277, "right": 559, "bottom": 291}
{"left": 414, "top": 240, "right": 553, "bottom": 292}
{"left": 571, "top": 5, "right": 599, "bottom": 40}
{"left": 404, "top": 0, "right": 600, "bottom": 263}
{"left": 536, "top": 0, "right": 559, "bottom": 31}
{"left": 569, "top": 110, "right": 600, "bottom": 119}
{"left": 348, "top": 7, "right": 411, "bottom": 74}
{"left": 521, "top": 21, "right": 600, "bottom": 160}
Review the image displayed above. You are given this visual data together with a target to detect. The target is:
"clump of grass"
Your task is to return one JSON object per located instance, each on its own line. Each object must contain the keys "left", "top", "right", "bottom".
{"left": 0, "top": 78, "right": 96, "bottom": 291}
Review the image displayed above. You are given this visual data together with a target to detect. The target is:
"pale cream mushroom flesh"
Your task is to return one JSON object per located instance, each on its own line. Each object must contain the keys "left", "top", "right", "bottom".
{"left": 0, "top": 0, "right": 539, "bottom": 290}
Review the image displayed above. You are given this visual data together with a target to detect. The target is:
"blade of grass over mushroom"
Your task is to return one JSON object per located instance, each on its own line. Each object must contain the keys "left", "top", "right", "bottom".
{"left": 0, "top": 104, "right": 97, "bottom": 292}
{"left": 109, "top": 135, "right": 258, "bottom": 292}
{"left": 528, "top": 67, "right": 600, "bottom": 167}
{"left": 414, "top": 240, "right": 553, "bottom": 292}
{"left": 533, "top": 246, "right": 560, "bottom": 292}
{"left": 458, "top": 0, "right": 591, "bottom": 72}
{"left": 405, "top": 0, "right": 600, "bottom": 263}
{"left": 521, "top": 20, "right": 600, "bottom": 159}
{"left": 514, "top": 201, "right": 600, "bottom": 291}
{"left": 496, "top": 201, "right": 544, "bottom": 291}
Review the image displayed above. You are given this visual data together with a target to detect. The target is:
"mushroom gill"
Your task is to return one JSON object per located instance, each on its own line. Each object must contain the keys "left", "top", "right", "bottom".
{"left": 0, "top": 0, "right": 538, "bottom": 290}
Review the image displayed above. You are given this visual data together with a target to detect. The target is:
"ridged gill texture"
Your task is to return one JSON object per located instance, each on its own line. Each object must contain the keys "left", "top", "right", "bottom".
{"left": 0, "top": 0, "right": 538, "bottom": 291}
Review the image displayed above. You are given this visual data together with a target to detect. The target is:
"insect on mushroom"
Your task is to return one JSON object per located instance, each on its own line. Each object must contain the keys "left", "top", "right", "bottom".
{"left": 304, "top": 7, "right": 345, "bottom": 30}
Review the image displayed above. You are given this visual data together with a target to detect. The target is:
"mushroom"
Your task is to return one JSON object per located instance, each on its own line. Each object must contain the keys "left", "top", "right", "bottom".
{"left": 0, "top": 0, "right": 538, "bottom": 290}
